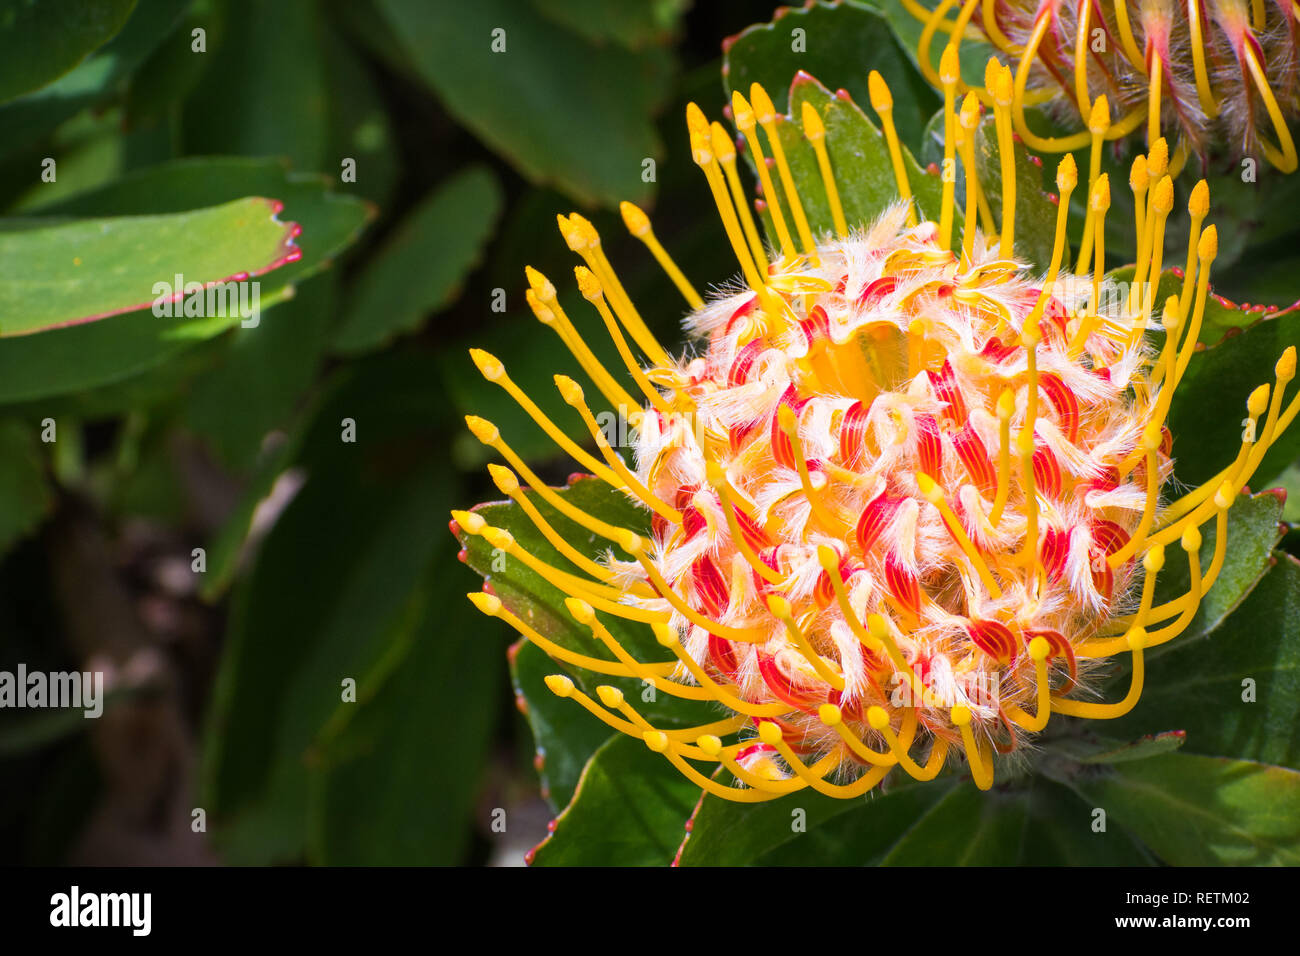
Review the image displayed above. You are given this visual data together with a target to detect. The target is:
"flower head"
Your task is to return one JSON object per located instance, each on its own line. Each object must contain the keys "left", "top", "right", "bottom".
{"left": 905, "top": 0, "right": 1299, "bottom": 172}
{"left": 457, "top": 59, "right": 1297, "bottom": 801}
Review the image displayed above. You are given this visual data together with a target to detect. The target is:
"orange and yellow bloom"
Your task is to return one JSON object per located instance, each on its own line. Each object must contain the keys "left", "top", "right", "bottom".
{"left": 455, "top": 44, "right": 1298, "bottom": 801}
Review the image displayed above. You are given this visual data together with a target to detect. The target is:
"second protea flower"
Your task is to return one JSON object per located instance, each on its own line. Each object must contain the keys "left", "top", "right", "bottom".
{"left": 906, "top": 0, "right": 1299, "bottom": 172}
{"left": 455, "top": 62, "right": 1298, "bottom": 801}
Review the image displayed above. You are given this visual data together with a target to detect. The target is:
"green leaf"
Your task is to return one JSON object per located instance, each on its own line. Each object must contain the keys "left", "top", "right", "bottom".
{"left": 676, "top": 775, "right": 954, "bottom": 866}
{"left": 973, "top": 115, "right": 1056, "bottom": 271}
{"left": 528, "top": 0, "right": 687, "bottom": 50}
{"left": 0, "top": 0, "right": 187, "bottom": 160}
{"left": 1054, "top": 730, "right": 1187, "bottom": 765}
{"left": 321, "top": 18, "right": 399, "bottom": 207}
{"left": 456, "top": 476, "right": 717, "bottom": 729}
{"left": 0, "top": 197, "right": 298, "bottom": 337}
{"left": 200, "top": 372, "right": 450, "bottom": 864}
{"left": 306, "top": 553, "right": 503, "bottom": 865}
{"left": 691, "top": 773, "right": 1149, "bottom": 866}
{"left": 510, "top": 638, "right": 614, "bottom": 811}
{"left": 183, "top": 271, "right": 336, "bottom": 471}
{"left": 0, "top": 0, "right": 137, "bottom": 104}
{"left": 1064, "top": 753, "right": 1300, "bottom": 864}
{"left": 31, "top": 157, "right": 373, "bottom": 297}
{"left": 529, "top": 734, "right": 698, "bottom": 865}
{"left": 181, "top": 0, "right": 329, "bottom": 172}
{"left": 0, "top": 420, "right": 53, "bottom": 558}
{"left": 376, "top": 0, "right": 671, "bottom": 206}
{"left": 1144, "top": 490, "right": 1285, "bottom": 653}
{"left": 1110, "top": 551, "right": 1300, "bottom": 769}
{"left": 879, "top": 777, "right": 1155, "bottom": 865}
{"left": 1167, "top": 307, "right": 1300, "bottom": 488}
{"left": 740, "top": 72, "right": 954, "bottom": 243}
{"left": 333, "top": 166, "right": 504, "bottom": 355}
{"left": 0, "top": 158, "right": 371, "bottom": 403}
{"left": 722, "top": 0, "right": 939, "bottom": 150}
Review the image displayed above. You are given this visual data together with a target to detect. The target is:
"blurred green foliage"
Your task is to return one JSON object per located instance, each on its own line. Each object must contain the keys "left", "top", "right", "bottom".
{"left": 0, "top": 0, "right": 774, "bottom": 865}
{"left": 1, "top": 0, "right": 1298, "bottom": 867}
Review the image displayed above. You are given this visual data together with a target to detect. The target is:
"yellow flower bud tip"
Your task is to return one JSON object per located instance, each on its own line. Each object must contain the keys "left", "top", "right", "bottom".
{"left": 596, "top": 685, "right": 624, "bottom": 709}
{"left": 544, "top": 674, "right": 574, "bottom": 698}
{"left": 1198, "top": 224, "right": 1219, "bottom": 261}
{"left": 482, "top": 526, "right": 514, "bottom": 550}
{"left": 1028, "top": 636, "right": 1051, "bottom": 662}
{"left": 992, "top": 64, "right": 1014, "bottom": 106}
{"left": 915, "top": 472, "right": 943, "bottom": 503}
{"left": 1088, "top": 94, "right": 1111, "bottom": 132}
{"left": 866, "top": 613, "right": 889, "bottom": 640}
{"left": 800, "top": 100, "right": 825, "bottom": 140}
{"left": 1129, "top": 154, "right": 1149, "bottom": 191}
{"left": 749, "top": 83, "right": 777, "bottom": 123}
{"left": 574, "top": 265, "right": 602, "bottom": 302}
{"left": 818, "top": 703, "right": 843, "bottom": 726}
{"left": 525, "top": 289, "right": 555, "bottom": 325}
{"left": 777, "top": 402, "right": 798, "bottom": 434}
{"left": 1056, "top": 153, "right": 1078, "bottom": 192}
{"left": 1127, "top": 627, "right": 1148, "bottom": 651}
{"left": 684, "top": 101, "right": 709, "bottom": 136}
{"left": 1148, "top": 137, "right": 1169, "bottom": 178}
{"left": 758, "top": 720, "right": 783, "bottom": 745}
{"left": 709, "top": 121, "right": 736, "bottom": 161}
{"left": 766, "top": 594, "right": 792, "bottom": 619}
{"left": 939, "top": 43, "right": 960, "bottom": 85}
{"left": 1015, "top": 427, "right": 1036, "bottom": 456}
{"left": 689, "top": 127, "right": 714, "bottom": 167}
{"left": 486, "top": 463, "right": 519, "bottom": 495}
{"left": 553, "top": 374, "right": 584, "bottom": 406}
{"left": 1276, "top": 346, "right": 1297, "bottom": 381}
{"left": 1151, "top": 175, "right": 1175, "bottom": 214}
{"left": 696, "top": 734, "right": 723, "bottom": 756}
{"left": 997, "top": 388, "right": 1016, "bottom": 419}
{"left": 465, "top": 415, "right": 499, "bottom": 444}
{"left": 1162, "top": 296, "right": 1181, "bottom": 330}
{"left": 1143, "top": 544, "right": 1166, "bottom": 573}
{"left": 469, "top": 347, "right": 504, "bottom": 381}
{"left": 704, "top": 460, "right": 727, "bottom": 486}
{"left": 1214, "top": 479, "right": 1235, "bottom": 510}
{"left": 619, "top": 201, "right": 650, "bottom": 238}
{"left": 556, "top": 215, "right": 586, "bottom": 253}
{"left": 1189, "top": 179, "right": 1210, "bottom": 218}
{"left": 467, "top": 591, "right": 501, "bottom": 616}
{"left": 643, "top": 730, "right": 670, "bottom": 753}
{"left": 868, "top": 70, "right": 893, "bottom": 112}
{"left": 983, "top": 57, "right": 1000, "bottom": 92}
{"left": 866, "top": 705, "right": 890, "bottom": 731}
{"left": 450, "top": 508, "right": 485, "bottom": 534}
{"left": 731, "top": 89, "right": 755, "bottom": 130}
{"left": 950, "top": 704, "right": 972, "bottom": 726}
{"left": 618, "top": 530, "right": 645, "bottom": 555}
{"left": 525, "top": 264, "right": 557, "bottom": 302}
{"left": 1090, "top": 172, "right": 1111, "bottom": 211}
{"left": 959, "top": 91, "right": 980, "bottom": 129}
{"left": 1248, "top": 384, "right": 1271, "bottom": 419}
{"left": 816, "top": 543, "right": 839, "bottom": 572}
{"left": 570, "top": 213, "right": 600, "bottom": 248}
{"left": 652, "top": 622, "right": 678, "bottom": 646}
{"left": 565, "top": 596, "right": 596, "bottom": 624}
{"left": 1181, "top": 525, "right": 1203, "bottom": 552}
{"left": 1141, "top": 420, "right": 1163, "bottom": 450}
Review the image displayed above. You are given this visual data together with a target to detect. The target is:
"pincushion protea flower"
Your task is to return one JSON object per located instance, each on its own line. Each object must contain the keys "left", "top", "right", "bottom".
{"left": 904, "top": 0, "right": 1299, "bottom": 172}
{"left": 454, "top": 57, "right": 1298, "bottom": 802}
